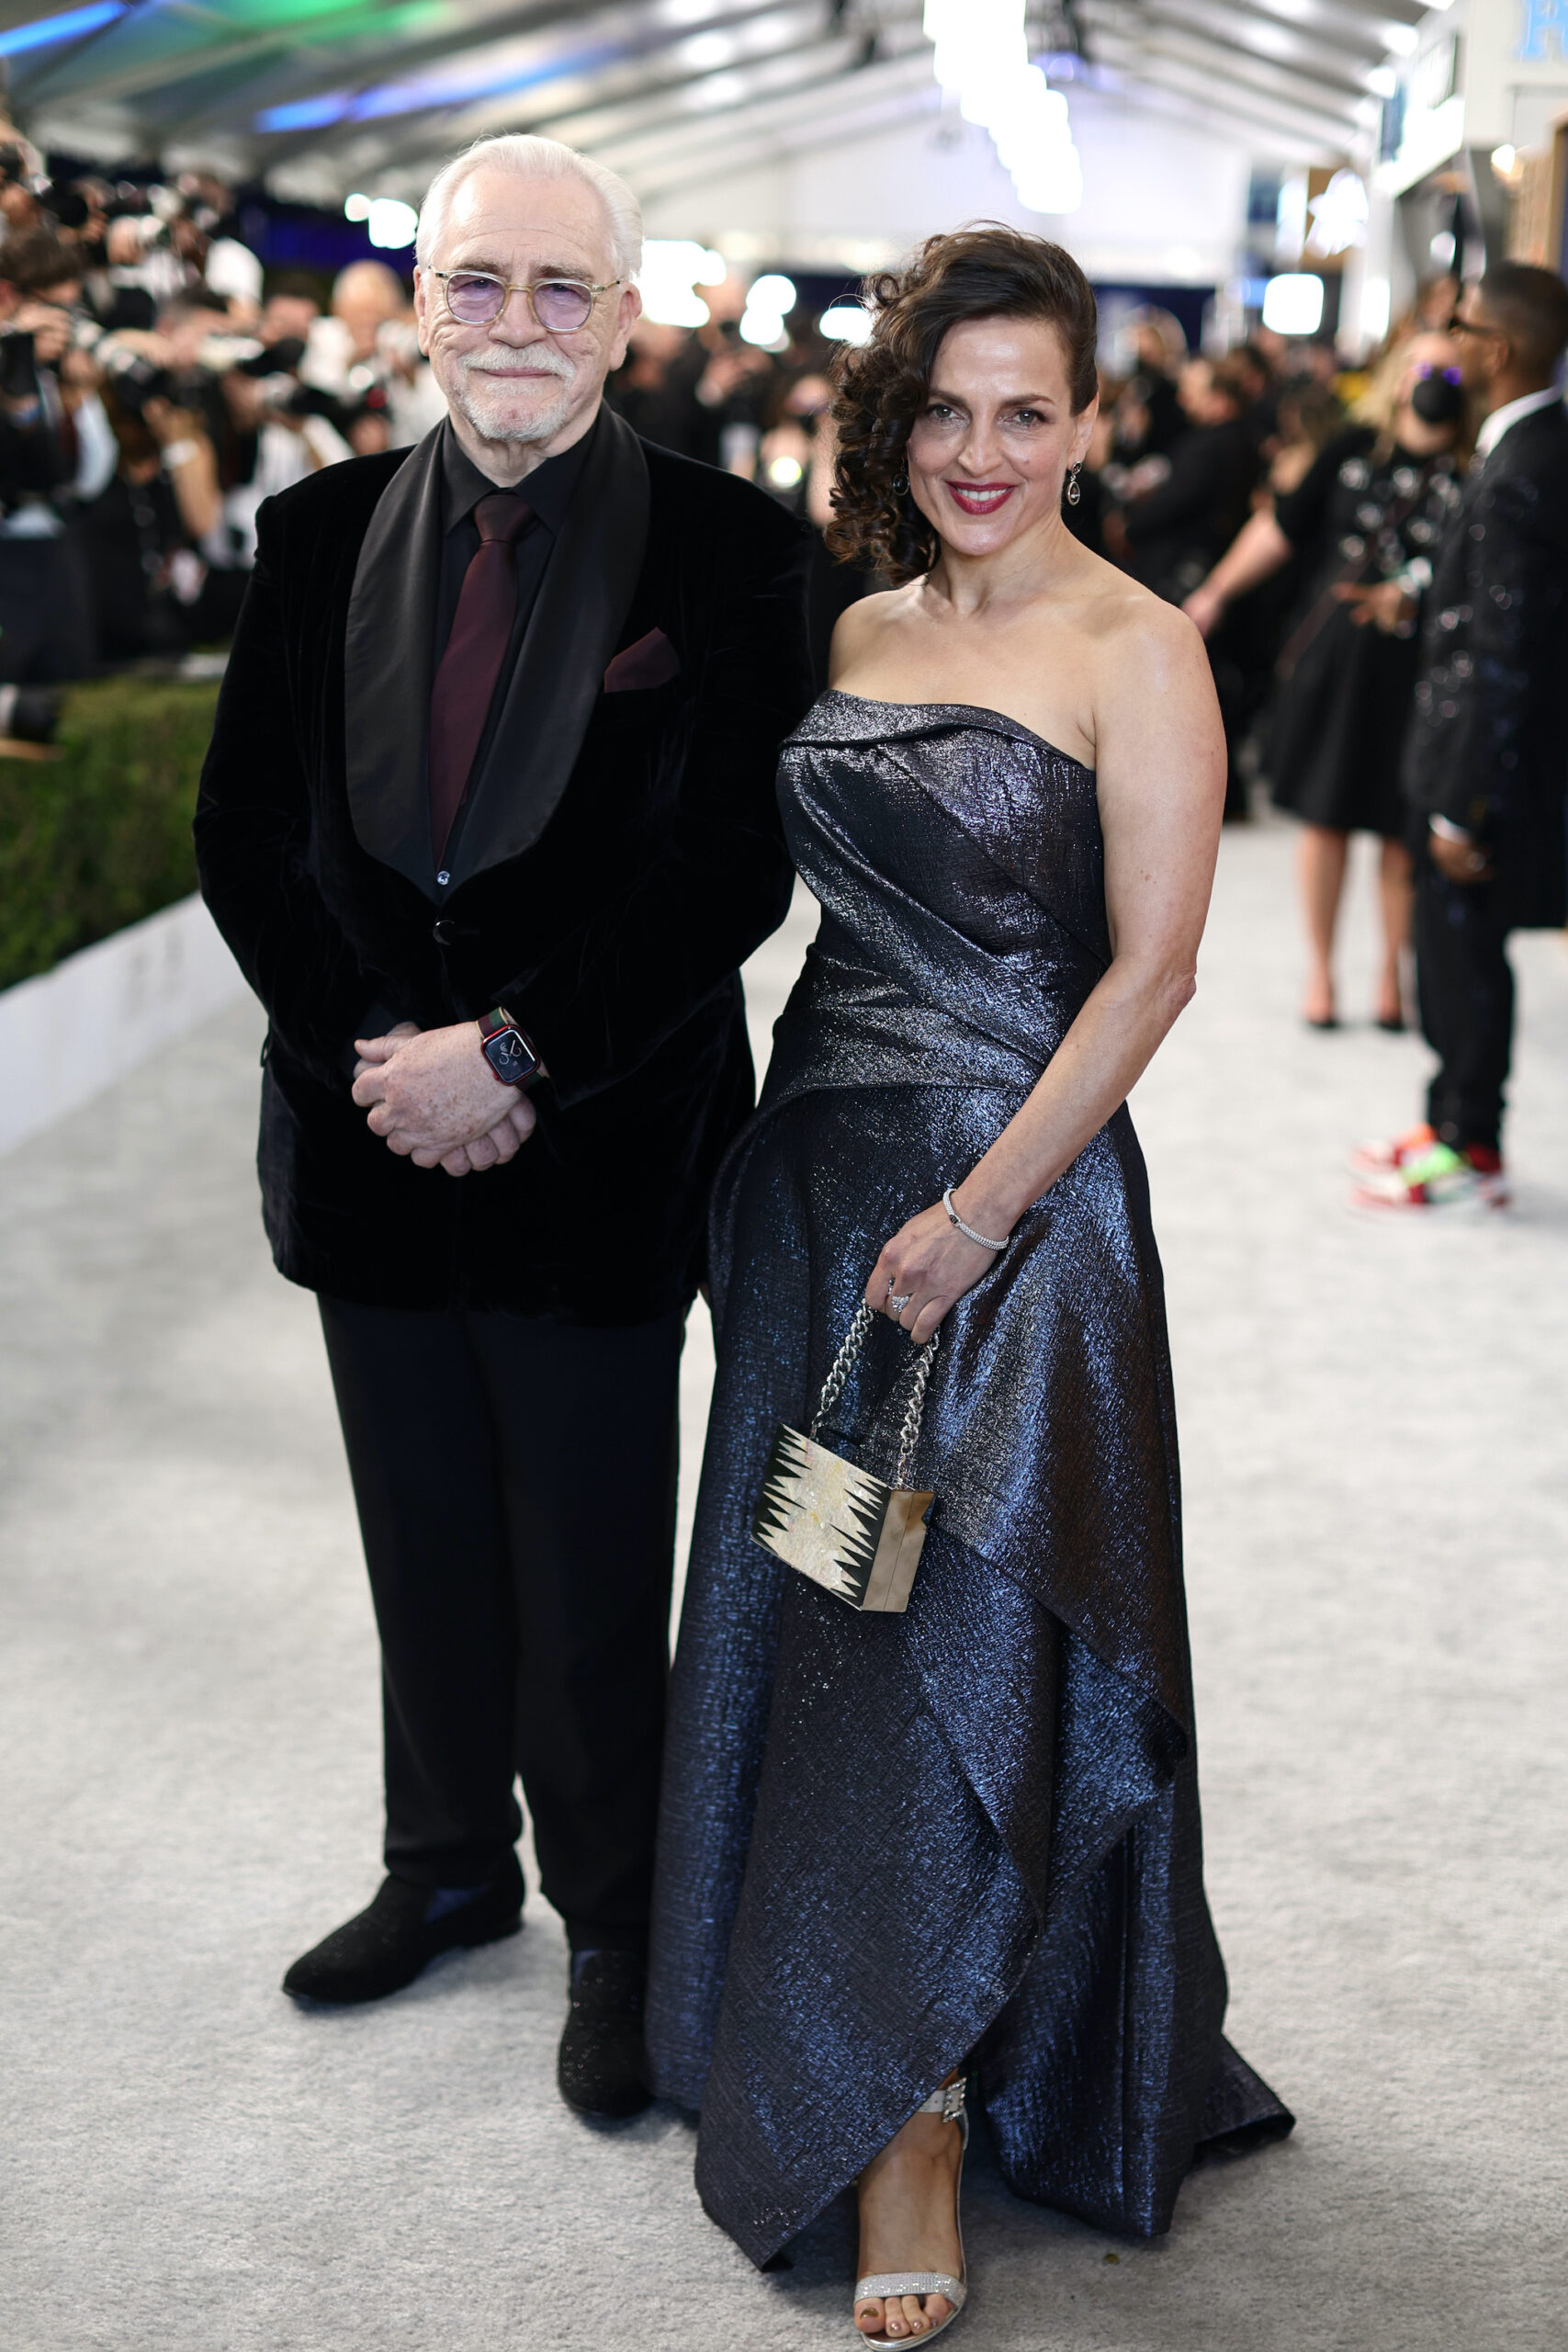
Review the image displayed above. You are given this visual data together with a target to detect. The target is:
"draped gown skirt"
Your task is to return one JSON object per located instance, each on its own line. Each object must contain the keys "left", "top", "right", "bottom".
{"left": 646, "top": 693, "right": 1292, "bottom": 2266}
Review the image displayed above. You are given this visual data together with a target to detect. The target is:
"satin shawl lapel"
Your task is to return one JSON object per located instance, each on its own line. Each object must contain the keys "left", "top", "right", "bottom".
{"left": 445, "top": 402, "right": 651, "bottom": 889}
{"left": 343, "top": 429, "right": 444, "bottom": 894}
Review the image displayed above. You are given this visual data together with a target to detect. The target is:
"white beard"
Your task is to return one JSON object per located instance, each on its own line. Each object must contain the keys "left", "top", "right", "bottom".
{"left": 451, "top": 347, "right": 576, "bottom": 446}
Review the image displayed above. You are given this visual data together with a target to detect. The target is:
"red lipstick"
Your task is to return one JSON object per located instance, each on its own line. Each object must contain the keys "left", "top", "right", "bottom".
{"left": 946, "top": 481, "right": 1016, "bottom": 515}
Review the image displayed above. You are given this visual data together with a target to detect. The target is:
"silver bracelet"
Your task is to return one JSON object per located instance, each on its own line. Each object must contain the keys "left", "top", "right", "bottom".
{"left": 942, "top": 1184, "right": 1010, "bottom": 1252}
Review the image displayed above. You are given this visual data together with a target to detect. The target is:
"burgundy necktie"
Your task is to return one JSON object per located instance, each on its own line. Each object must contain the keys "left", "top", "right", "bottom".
{"left": 428, "top": 490, "right": 536, "bottom": 863}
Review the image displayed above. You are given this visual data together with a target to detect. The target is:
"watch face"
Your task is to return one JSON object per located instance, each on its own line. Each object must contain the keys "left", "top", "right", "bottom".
{"left": 484, "top": 1027, "right": 536, "bottom": 1087}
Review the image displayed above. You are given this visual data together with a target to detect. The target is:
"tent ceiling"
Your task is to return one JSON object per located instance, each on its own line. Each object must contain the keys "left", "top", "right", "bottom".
{"left": 1, "top": 0, "right": 1432, "bottom": 198}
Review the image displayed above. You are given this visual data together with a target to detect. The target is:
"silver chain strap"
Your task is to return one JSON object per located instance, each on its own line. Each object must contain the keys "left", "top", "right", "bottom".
{"left": 809, "top": 1300, "right": 876, "bottom": 1438}
{"left": 808, "top": 1297, "right": 939, "bottom": 1491}
{"left": 895, "top": 1325, "right": 938, "bottom": 1490}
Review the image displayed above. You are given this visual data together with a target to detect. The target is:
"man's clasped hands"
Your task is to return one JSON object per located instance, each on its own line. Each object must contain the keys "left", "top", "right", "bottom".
{"left": 352, "top": 1022, "right": 536, "bottom": 1177}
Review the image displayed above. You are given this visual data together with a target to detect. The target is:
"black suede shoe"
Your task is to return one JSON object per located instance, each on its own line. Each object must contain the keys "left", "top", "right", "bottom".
{"left": 282, "top": 1856, "right": 525, "bottom": 2004}
{"left": 558, "top": 1951, "right": 652, "bottom": 2120}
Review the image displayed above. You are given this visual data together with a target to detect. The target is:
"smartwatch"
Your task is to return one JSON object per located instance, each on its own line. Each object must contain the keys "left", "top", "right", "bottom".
{"left": 477, "top": 1005, "right": 542, "bottom": 1090}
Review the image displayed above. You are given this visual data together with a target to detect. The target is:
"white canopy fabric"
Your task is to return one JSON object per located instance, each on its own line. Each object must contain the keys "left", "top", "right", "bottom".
{"left": 1, "top": 0, "right": 1429, "bottom": 202}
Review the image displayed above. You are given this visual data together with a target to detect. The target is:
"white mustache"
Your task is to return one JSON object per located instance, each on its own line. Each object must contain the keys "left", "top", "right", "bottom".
{"left": 457, "top": 346, "right": 573, "bottom": 382}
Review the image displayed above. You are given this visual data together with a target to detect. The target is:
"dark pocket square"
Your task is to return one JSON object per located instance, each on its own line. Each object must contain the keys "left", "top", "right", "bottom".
{"left": 603, "top": 628, "right": 680, "bottom": 693}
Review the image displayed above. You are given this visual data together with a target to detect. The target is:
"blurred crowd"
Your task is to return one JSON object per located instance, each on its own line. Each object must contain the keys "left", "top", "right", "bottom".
{"left": 0, "top": 133, "right": 445, "bottom": 729}
{"left": 605, "top": 276, "right": 860, "bottom": 673}
{"left": 1086, "top": 276, "right": 1472, "bottom": 1032}
{"left": 0, "top": 126, "right": 1539, "bottom": 1062}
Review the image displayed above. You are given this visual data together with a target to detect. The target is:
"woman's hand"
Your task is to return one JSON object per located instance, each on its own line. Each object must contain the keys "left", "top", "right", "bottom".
{"left": 865, "top": 1200, "right": 1003, "bottom": 1345}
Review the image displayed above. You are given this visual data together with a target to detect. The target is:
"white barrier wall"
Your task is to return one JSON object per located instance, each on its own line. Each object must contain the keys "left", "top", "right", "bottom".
{"left": 0, "top": 894, "right": 249, "bottom": 1158}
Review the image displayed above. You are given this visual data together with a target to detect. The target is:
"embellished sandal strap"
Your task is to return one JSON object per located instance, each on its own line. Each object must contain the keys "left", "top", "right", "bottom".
{"left": 855, "top": 2274, "right": 966, "bottom": 2311}
{"left": 917, "top": 2075, "right": 966, "bottom": 2121}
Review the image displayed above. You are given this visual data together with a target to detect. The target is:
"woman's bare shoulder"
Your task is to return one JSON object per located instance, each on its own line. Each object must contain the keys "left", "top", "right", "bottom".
{"left": 1075, "top": 560, "right": 1209, "bottom": 684}
{"left": 828, "top": 585, "right": 916, "bottom": 680}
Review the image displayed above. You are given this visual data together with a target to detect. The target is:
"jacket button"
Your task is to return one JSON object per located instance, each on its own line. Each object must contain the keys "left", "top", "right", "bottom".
{"left": 433, "top": 918, "right": 455, "bottom": 945}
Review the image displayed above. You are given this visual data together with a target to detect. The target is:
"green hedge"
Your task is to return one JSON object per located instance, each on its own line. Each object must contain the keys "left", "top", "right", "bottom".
{"left": 0, "top": 675, "right": 220, "bottom": 993}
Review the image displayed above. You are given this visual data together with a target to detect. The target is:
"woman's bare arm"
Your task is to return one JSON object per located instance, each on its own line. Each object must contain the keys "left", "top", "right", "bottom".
{"left": 1184, "top": 508, "right": 1292, "bottom": 639}
{"left": 867, "top": 600, "right": 1224, "bottom": 1340}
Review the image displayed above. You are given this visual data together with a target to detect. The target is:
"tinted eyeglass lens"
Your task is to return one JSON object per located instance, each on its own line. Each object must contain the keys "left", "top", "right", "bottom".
{"left": 447, "top": 272, "right": 505, "bottom": 323}
{"left": 533, "top": 279, "right": 594, "bottom": 332}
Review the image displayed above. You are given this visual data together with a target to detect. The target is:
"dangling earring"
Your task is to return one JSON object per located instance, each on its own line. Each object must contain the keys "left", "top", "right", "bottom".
{"left": 892, "top": 469, "right": 909, "bottom": 494}
{"left": 1065, "top": 463, "right": 1083, "bottom": 508}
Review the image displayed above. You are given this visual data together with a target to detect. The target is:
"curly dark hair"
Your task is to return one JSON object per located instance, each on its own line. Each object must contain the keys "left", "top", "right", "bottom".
{"left": 826, "top": 223, "right": 1099, "bottom": 585}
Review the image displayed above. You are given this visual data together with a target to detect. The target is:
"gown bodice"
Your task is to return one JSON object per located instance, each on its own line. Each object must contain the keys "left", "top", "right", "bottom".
{"left": 768, "top": 691, "right": 1108, "bottom": 1099}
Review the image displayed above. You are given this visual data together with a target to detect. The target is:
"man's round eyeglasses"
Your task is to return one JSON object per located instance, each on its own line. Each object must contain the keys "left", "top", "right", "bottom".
{"left": 431, "top": 270, "right": 621, "bottom": 334}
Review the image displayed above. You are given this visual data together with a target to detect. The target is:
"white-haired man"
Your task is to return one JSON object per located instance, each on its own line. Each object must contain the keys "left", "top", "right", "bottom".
{"left": 195, "top": 135, "right": 813, "bottom": 2117}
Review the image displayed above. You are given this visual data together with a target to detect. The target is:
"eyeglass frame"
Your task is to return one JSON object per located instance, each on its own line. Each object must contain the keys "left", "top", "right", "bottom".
{"left": 427, "top": 267, "right": 623, "bottom": 334}
{"left": 1447, "top": 309, "right": 1504, "bottom": 339}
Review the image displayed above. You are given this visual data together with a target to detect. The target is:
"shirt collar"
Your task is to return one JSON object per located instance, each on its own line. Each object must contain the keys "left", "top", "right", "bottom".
{"left": 1474, "top": 384, "right": 1562, "bottom": 462}
{"left": 439, "top": 403, "right": 600, "bottom": 533}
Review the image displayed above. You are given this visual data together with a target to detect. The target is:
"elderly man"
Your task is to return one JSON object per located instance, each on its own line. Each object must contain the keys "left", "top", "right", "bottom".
{"left": 194, "top": 134, "right": 812, "bottom": 2116}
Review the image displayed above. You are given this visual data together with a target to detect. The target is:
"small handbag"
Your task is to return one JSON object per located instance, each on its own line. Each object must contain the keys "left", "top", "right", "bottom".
{"left": 750, "top": 1300, "right": 939, "bottom": 1613}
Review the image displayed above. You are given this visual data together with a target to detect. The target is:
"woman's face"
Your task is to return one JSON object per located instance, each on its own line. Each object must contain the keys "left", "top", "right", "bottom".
{"left": 1395, "top": 329, "right": 1462, "bottom": 408}
{"left": 905, "top": 313, "right": 1095, "bottom": 559}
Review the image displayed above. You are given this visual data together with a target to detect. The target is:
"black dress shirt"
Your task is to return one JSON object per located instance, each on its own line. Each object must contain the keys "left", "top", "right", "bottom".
{"left": 434, "top": 410, "right": 595, "bottom": 767}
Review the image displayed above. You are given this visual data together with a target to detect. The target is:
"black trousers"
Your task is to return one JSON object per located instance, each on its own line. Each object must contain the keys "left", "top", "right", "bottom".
{"left": 1415, "top": 857, "right": 1515, "bottom": 1152}
{"left": 318, "top": 1297, "right": 684, "bottom": 1950}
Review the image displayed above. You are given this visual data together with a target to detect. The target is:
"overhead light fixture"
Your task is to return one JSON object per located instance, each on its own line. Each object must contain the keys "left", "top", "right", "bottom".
{"left": 740, "top": 274, "right": 796, "bottom": 349}
{"left": 1361, "top": 276, "right": 1392, "bottom": 345}
{"left": 1306, "top": 170, "right": 1369, "bottom": 257}
{"left": 366, "top": 198, "right": 418, "bottom": 251}
{"left": 639, "top": 240, "right": 726, "bottom": 327}
{"left": 344, "top": 194, "right": 372, "bottom": 222}
{"left": 0, "top": 2, "right": 124, "bottom": 60}
{"left": 820, "top": 303, "right": 873, "bottom": 345}
{"left": 923, "top": 0, "right": 1082, "bottom": 215}
{"left": 1261, "top": 274, "right": 1325, "bottom": 336}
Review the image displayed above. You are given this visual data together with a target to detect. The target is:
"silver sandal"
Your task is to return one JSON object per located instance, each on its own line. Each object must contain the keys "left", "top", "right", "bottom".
{"left": 852, "top": 2075, "right": 968, "bottom": 2346}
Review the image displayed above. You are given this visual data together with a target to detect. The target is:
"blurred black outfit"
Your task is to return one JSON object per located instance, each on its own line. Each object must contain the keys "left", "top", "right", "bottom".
{"left": 1122, "top": 416, "right": 1258, "bottom": 605}
{"left": 1123, "top": 417, "right": 1258, "bottom": 813}
{"left": 75, "top": 466, "right": 190, "bottom": 660}
{"left": 1403, "top": 394, "right": 1568, "bottom": 1149}
{"left": 0, "top": 372, "right": 94, "bottom": 682}
{"left": 1115, "top": 365, "right": 1184, "bottom": 462}
{"left": 1268, "top": 426, "right": 1462, "bottom": 836}
{"left": 195, "top": 408, "right": 813, "bottom": 1943}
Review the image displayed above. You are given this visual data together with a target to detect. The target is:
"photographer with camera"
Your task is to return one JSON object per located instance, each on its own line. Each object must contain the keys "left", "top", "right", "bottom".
{"left": 0, "top": 230, "right": 118, "bottom": 685}
{"left": 299, "top": 259, "right": 445, "bottom": 448}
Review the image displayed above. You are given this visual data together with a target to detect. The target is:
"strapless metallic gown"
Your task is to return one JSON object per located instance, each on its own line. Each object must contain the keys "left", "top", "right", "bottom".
{"left": 646, "top": 692, "right": 1292, "bottom": 2265}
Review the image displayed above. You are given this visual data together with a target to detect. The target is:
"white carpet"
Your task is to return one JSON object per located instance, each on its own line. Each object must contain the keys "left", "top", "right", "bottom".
{"left": 2, "top": 820, "right": 1563, "bottom": 2351}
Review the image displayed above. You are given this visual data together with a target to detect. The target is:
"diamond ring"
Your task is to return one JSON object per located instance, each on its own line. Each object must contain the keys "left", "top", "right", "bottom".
{"left": 886, "top": 1292, "right": 913, "bottom": 1314}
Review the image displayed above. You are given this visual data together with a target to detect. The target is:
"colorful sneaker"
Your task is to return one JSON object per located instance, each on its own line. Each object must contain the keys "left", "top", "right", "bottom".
{"left": 1350, "top": 1139, "right": 1508, "bottom": 1215}
{"left": 1348, "top": 1122, "right": 1434, "bottom": 1178}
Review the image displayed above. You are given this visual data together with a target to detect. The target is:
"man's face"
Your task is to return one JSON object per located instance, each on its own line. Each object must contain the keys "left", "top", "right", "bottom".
{"left": 1450, "top": 283, "right": 1507, "bottom": 392}
{"left": 414, "top": 167, "right": 639, "bottom": 456}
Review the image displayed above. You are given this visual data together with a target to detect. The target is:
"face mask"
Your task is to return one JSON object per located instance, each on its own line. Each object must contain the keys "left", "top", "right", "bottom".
{"left": 1410, "top": 368, "right": 1464, "bottom": 424}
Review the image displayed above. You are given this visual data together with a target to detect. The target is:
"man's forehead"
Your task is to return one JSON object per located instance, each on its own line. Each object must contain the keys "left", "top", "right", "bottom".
{"left": 435, "top": 170, "right": 610, "bottom": 266}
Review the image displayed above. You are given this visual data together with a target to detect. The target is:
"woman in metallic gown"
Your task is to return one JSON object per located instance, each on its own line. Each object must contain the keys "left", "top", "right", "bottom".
{"left": 647, "top": 229, "right": 1292, "bottom": 2344}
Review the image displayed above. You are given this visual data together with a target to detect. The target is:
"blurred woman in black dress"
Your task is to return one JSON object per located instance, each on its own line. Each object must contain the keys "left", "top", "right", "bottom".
{"left": 1185, "top": 331, "right": 1465, "bottom": 1026}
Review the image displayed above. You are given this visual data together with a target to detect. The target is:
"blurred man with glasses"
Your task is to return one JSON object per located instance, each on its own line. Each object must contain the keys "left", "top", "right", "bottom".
{"left": 195, "top": 134, "right": 813, "bottom": 2111}
{"left": 1350, "top": 262, "right": 1568, "bottom": 1214}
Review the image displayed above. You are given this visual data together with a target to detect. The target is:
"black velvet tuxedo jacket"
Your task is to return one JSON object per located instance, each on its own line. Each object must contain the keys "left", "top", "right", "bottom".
{"left": 1403, "top": 401, "right": 1568, "bottom": 930}
{"left": 194, "top": 409, "right": 815, "bottom": 1323}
